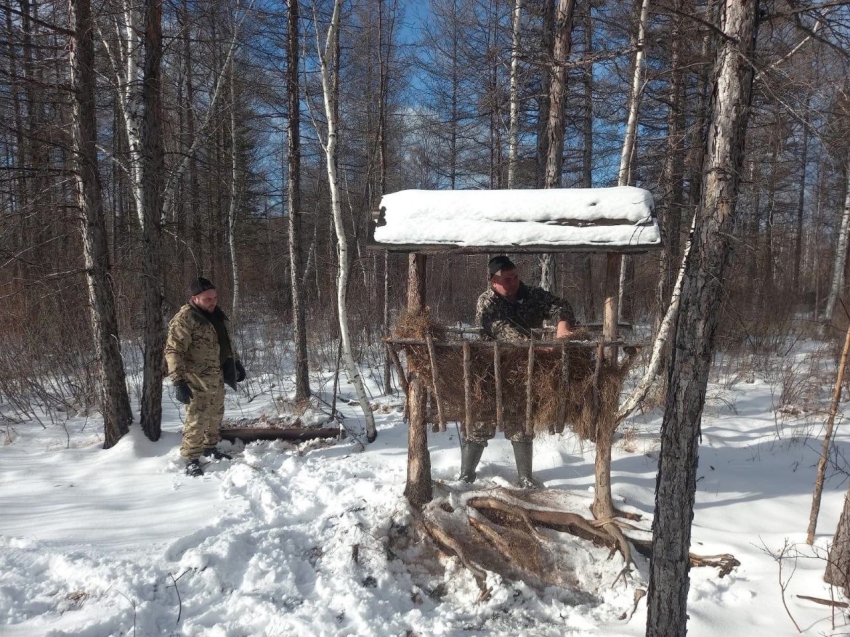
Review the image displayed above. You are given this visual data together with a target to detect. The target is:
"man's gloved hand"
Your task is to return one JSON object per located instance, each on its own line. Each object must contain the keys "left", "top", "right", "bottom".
{"left": 175, "top": 381, "right": 193, "bottom": 404}
{"left": 235, "top": 361, "right": 246, "bottom": 383}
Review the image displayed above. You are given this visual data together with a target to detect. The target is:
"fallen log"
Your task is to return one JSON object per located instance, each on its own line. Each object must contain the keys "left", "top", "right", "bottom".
{"left": 220, "top": 427, "right": 342, "bottom": 443}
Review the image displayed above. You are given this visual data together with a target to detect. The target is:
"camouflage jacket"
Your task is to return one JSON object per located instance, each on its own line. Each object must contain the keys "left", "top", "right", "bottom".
{"left": 165, "top": 303, "right": 238, "bottom": 389}
{"left": 476, "top": 282, "right": 576, "bottom": 341}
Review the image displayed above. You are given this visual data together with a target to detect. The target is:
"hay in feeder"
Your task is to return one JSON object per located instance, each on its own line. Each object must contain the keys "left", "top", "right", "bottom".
{"left": 393, "top": 313, "right": 629, "bottom": 442}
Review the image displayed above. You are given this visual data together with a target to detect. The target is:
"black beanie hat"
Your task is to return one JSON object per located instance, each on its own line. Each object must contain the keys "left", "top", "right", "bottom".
{"left": 189, "top": 276, "right": 215, "bottom": 297}
{"left": 488, "top": 255, "right": 516, "bottom": 277}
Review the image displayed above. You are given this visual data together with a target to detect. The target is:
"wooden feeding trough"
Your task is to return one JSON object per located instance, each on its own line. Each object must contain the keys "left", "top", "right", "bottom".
{"left": 367, "top": 187, "right": 661, "bottom": 510}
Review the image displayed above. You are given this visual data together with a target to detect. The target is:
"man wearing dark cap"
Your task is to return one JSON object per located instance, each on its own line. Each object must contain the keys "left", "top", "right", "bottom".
{"left": 165, "top": 277, "right": 246, "bottom": 476}
{"left": 461, "top": 256, "right": 576, "bottom": 487}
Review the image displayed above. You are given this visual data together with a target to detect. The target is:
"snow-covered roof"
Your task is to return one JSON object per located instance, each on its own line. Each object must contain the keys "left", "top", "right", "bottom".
{"left": 369, "top": 187, "right": 661, "bottom": 253}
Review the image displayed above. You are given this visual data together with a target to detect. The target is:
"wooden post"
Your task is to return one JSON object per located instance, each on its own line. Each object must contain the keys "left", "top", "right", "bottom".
{"left": 463, "top": 340, "right": 472, "bottom": 439}
{"left": 556, "top": 341, "right": 570, "bottom": 434}
{"left": 426, "top": 334, "right": 447, "bottom": 432}
{"left": 494, "top": 341, "right": 503, "bottom": 430}
{"left": 603, "top": 252, "right": 621, "bottom": 361}
{"left": 404, "top": 253, "right": 432, "bottom": 509}
{"left": 525, "top": 335, "right": 536, "bottom": 437}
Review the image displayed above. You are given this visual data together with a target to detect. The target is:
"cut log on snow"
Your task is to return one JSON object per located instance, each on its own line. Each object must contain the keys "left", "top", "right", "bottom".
{"left": 220, "top": 427, "right": 342, "bottom": 443}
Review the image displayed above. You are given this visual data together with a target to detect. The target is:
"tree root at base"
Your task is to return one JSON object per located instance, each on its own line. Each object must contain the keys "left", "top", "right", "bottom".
{"left": 416, "top": 488, "right": 740, "bottom": 600}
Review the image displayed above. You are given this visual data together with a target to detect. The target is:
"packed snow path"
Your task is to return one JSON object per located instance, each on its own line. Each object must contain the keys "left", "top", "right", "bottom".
{"left": 2, "top": 356, "right": 850, "bottom": 636}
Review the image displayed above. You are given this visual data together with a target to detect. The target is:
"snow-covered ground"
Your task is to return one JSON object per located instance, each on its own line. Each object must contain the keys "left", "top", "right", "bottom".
{"left": 2, "top": 342, "right": 850, "bottom": 636}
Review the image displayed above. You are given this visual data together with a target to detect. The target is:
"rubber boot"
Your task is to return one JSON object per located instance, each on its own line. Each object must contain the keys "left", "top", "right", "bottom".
{"left": 512, "top": 441, "right": 542, "bottom": 489}
{"left": 459, "top": 441, "right": 486, "bottom": 483}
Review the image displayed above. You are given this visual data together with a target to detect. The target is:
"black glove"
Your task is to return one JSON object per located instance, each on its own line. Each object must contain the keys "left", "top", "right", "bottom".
{"left": 175, "top": 381, "right": 193, "bottom": 404}
{"left": 235, "top": 360, "right": 246, "bottom": 383}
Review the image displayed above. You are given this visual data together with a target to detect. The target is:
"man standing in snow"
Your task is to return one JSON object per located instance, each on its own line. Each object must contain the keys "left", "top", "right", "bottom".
{"left": 461, "top": 256, "right": 576, "bottom": 488}
{"left": 165, "top": 277, "right": 246, "bottom": 476}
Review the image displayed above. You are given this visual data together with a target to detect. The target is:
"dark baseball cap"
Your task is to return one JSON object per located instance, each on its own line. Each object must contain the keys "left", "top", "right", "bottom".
{"left": 488, "top": 255, "right": 516, "bottom": 277}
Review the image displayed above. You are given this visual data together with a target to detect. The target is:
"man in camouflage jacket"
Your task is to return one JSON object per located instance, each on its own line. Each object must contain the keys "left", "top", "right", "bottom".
{"left": 462, "top": 256, "right": 576, "bottom": 488}
{"left": 165, "top": 277, "right": 245, "bottom": 476}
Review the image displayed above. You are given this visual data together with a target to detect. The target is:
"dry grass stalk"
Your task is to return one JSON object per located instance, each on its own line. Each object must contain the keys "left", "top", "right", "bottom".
{"left": 393, "top": 312, "right": 629, "bottom": 442}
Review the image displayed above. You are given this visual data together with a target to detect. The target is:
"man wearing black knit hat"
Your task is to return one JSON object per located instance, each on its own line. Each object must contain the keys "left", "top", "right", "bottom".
{"left": 165, "top": 276, "right": 246, "bottom": 476}
{"left": 460, "top": 256, "right": 576, "bottom": 488}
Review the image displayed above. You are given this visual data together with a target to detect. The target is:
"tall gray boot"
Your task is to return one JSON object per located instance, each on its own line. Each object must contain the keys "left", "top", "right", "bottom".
{"left": 512, "top": 441, "right": 542, "bottom": 489}
{"left": 459, "top": 440, "right": 486, "bottom": 483}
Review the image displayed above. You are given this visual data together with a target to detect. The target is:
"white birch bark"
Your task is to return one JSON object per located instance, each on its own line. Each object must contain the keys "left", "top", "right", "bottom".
{"left": 823, "top": 167, "right": 850, "bottom": 326}
{"left": 99, "top": 1, "right": 251, "bottom": 228}
{"left": 616, "top": 218, "right": 694, "bottom": 424}
{"left": 507, "top": 0, "right": 522, "bottom": 189}
{"left": 616, "top": 0, "right": 651, "bottom": 321}
{"left": 227, "top": 58, "right": 241, "bottom": 330}
{"left": 314, "top": 0, "right": 377, "bottom": 442}
{"left": 617, "top": 0, "right": 650, "bottom": 188}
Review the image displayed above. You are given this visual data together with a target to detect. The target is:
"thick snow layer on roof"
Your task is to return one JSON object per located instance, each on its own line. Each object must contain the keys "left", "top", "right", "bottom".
{"left": 373, "top": 187, "right": 660, "bottom": 248}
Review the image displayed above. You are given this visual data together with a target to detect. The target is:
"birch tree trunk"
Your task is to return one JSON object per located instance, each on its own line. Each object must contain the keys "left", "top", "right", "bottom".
{"left": 507, "top": 0, "right": 522, "bottom": 189}
{"left": 592, "top": 0, "right": 650, "bottom": 521}
{"left": 315, "top": 0, "right": 377, "bottom": 442}
{"left": 539, "top": 0, "right": 576, "bottom": 291}
{"left": 378, "top": 0, "right": 394, "bottom": 396}
{"left": 617, "top": 0, "right": 688, "bottom": 424}
{"left": 823, "top": 162, "right": 850, "bottom": 326}
{"left": 647, "top": 2, "right": 760, "bottom": 634}
{"left": 288, "top": 0, "right": 310, "bottom": 402}
{"left": 616, "top": 0, "right": 651, "bottom": 320}
{"left": 68, "top": 0, "right": 134, "bottom": 449}
{"left": 227, "top": 57, "right": 241, "bottom": 330}
{"left": 535, "top": 0, "right": 554, "bottom": 189}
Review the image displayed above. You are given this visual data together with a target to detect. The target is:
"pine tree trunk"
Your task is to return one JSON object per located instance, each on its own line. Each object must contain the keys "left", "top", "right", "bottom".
{"left": 139, "top": 0, "right": 165, "bottom": 441}
{"left": 825, "top": 488, "right": 850, "bottom": 596}
{"left": 539, "top": 0, "right": 576, "bottom": 291}
{"left": 404, "top": 253, "right": 431, "bottom": 509}
{"left": 69, "top": 0, "right": 133, "bottom": 449}
{"left": 647, "top": 2, "right": 760, "bottom": 634}
{"left": 793, "top": 94, "right": 812, "bottom": 294}
{"left": 288, "top": 0, "right": 310, "bottom": 402}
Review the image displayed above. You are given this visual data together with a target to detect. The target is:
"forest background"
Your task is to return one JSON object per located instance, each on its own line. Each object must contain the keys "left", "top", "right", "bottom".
{"left": 2, "top": 0, "right": 850, "bottom": 486}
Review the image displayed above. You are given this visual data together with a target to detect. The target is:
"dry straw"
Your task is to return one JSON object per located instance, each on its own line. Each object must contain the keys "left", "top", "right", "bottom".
{"left": 392, "top": 312, "right": 629, "bottom": 442}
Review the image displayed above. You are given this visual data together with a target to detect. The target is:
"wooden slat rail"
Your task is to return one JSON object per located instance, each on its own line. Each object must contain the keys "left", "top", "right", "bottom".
{"left": 494, "top": 342, "right": 503, "bottom": 431}
{"left": 463, "top": 341, "right": 472, "bottom": 438}
{"left": 555, "top": 341, "right": 570, "bottom": 434}
{"left": 385, "top": 338, "right": 639, "bottom": 349}
{"left": 525, "top": 336, "right": 535, "bottom": 437}
{"left": 425, "top": 334, "right": 447, "bottom": 432}
{"left": 591, "top": 341, "right": 605, "bottom": 425}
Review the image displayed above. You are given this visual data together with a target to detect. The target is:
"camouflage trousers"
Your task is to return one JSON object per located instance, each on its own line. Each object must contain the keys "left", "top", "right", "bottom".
{"left": 180, "top": 373, "right": 225, "bottom": 460}
{"left": 464, "top": 420, "right": 533, "bottom": 445}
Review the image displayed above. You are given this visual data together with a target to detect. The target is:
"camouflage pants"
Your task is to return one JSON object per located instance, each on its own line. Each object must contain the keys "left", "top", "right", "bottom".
{"left": 465, "top": 420, "right": 533, "bottom": 445}
{"left": 180, "top": 374, "right": 225, "bottom": 460}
